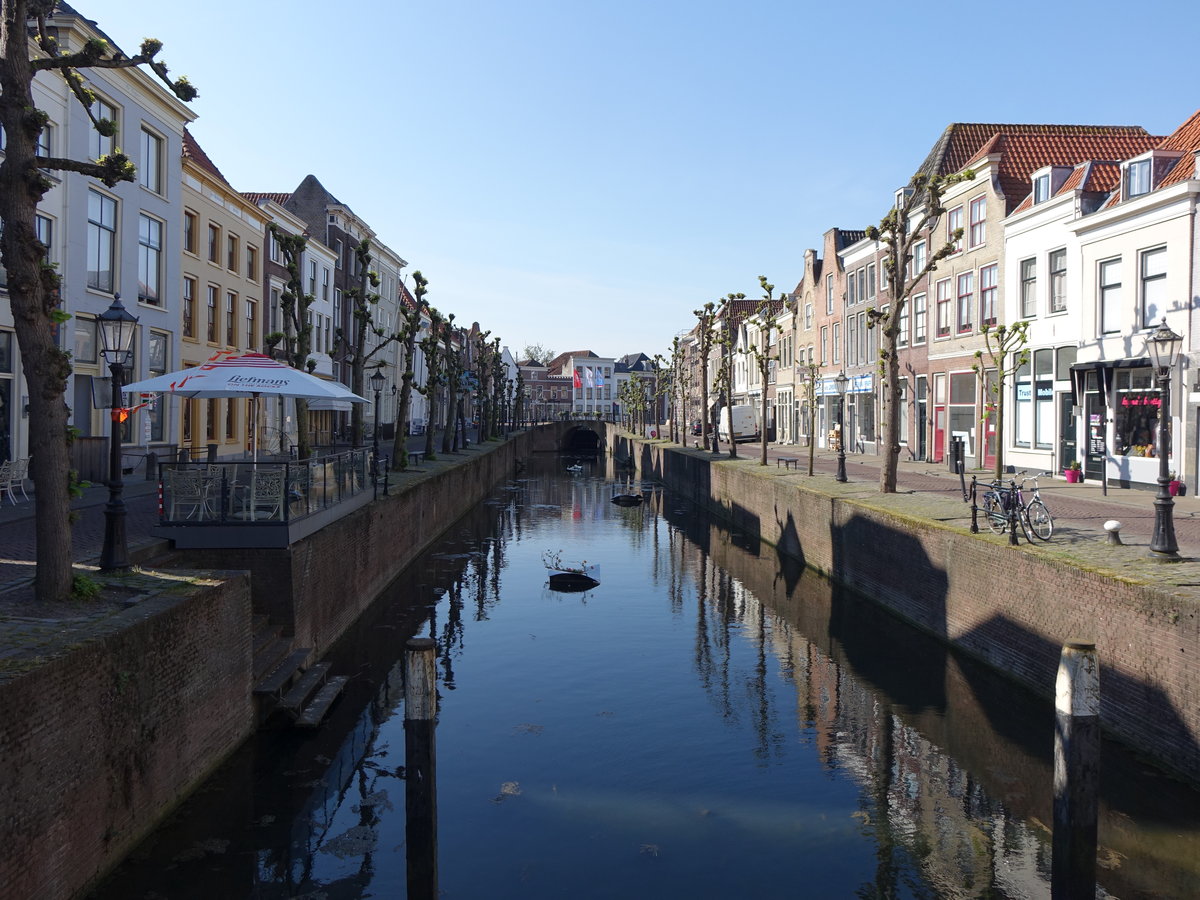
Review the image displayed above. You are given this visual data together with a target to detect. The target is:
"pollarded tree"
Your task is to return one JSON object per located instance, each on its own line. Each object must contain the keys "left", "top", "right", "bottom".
{"left": 417, "top": 307, "right": 445, "bottom": 460}
{"left": 718, "top": 294, "right": 742, "bottom": 458}
{"left": 0, "top": 2, "right": 196, "bottom": 601}
{"left": 692, "top": 302, "right": 718, "bottom": 451}
{"left": 389, "top": 271, "right": 427, "bottom": 471}
{"left": 264, "top": 225, "right": 317, "bottom": 461}
{"left": 336, "top": 238, "right": 406, "bottom": 449}
{"left": 974, "top": 320, "right": 1030, "bottom": 481}
{"left": 440, "top": 313, "right": 460, "bottom": 454}
{"left": 866, "top": 169, "right": 973, "bottom": 493}
{"left": 744, "top": 277, "right": 781, "bottom": 466}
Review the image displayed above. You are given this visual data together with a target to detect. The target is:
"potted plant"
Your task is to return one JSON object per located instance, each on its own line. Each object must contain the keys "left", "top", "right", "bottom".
{"left": 1064, "top": 460, "right": 1083, "bottom": 483}
{"left": 1168, "top": 471, "right": 1185, "bottom": 496}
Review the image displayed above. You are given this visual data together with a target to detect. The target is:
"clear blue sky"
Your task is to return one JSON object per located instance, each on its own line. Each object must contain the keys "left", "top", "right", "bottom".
{"left": 82, "top": 0, "right": 1198, "bottom": 362}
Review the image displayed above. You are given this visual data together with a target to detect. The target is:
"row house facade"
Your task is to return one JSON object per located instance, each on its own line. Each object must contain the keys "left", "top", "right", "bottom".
{"left": 0, "top": 5, "right": 193, "bottom": 465}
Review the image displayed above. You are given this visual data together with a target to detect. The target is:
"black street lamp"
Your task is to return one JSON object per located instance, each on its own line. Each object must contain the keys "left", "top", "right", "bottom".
{"left": 1147, "top": 319, "right": 1182, "bottom": 560}
{"left": 835, "top": 370, "right": 849, "bottom": 483}
{"left": 97, "top": 294, "right": 139, "bottom": 572}
{"left": 371, "top": 369, "right": 386, "bottom": 498}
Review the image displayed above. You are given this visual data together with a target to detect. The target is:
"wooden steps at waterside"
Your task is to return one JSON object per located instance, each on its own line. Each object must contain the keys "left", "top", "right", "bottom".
{"left": 250, "top": 620, "right": 348, "bottom": 728}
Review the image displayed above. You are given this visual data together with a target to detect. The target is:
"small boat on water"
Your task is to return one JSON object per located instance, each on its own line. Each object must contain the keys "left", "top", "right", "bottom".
{"left": 544, "top": 551, "right": 600, "bottom": 590}
{"left": 610, "top": 493, "right": 644, "bottom": 506}
{"left": 566, "top": 463, "right": 583, "bottom": 474}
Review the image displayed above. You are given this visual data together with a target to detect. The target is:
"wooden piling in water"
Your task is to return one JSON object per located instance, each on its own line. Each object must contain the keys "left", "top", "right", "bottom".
{"left": 405, "top": 637, "right": 438, "bottom": 899}
{"left": 1052, "top": 640, "right": 1099, "bottom": 899}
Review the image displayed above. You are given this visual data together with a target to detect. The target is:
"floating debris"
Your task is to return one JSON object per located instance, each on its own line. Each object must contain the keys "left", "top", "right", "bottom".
{"left": 513, "top": 723, "right": 544, "bottom": 735}
{"left": 491, "top": 781, "right": 522, "bottom": 803}
{"left": 321, "top": 825, "right": 378, "bottom": 859}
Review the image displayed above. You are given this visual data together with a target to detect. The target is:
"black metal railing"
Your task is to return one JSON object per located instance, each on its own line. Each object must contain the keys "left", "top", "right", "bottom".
{"left": 158, "top": 449, "right": 371, "bottom": 526}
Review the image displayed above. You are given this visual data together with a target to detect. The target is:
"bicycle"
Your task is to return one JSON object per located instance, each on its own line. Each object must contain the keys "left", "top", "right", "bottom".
{"left": 981, "top": 473, "right": 1054, "bottom": 542}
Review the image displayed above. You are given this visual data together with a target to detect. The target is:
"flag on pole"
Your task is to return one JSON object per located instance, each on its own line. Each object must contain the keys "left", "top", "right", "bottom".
{"left": 585, "top": 367, "right": 595, "bottom": 388}
{"left": 573, "top": 367, "right": 582, "bottom": 389}
{"left": 595, "top": 369, "right": 605, "bottom": 387}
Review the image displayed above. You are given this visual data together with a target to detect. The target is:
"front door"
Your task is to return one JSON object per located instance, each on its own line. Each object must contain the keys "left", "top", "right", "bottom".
{"left": 933, "top": 406, "right": 946, "bottom": 462}
{"left": 1058, "top": 392, "right": 1077, "bottom": 470}
{"left": 916, "top": 376, "right": 928, "bottom": 461}
{"left": 1085, "top": 389, "right": 1105, "bottom": 481}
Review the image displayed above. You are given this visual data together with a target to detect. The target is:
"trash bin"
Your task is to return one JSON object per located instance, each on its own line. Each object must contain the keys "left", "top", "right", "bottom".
{"left": 948, "top": 437, "right": 964, "bottom": 473}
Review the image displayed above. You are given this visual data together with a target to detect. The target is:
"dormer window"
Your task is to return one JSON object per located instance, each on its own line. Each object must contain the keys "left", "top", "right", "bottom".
{"left": 1033, "top": 173, "right": 1051, "bottom": 204}
{"left": 1126, "top": 159, "right": 1151, "bottom": 198}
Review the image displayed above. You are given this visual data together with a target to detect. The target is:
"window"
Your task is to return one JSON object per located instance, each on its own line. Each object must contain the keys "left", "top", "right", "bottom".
{"left": 867, "top": 264, "right": 876, "bottom": 301}
{"left": 184, "top": 210, "right": 197, "bottom": 254}
{"left": 911, "top": 240, "right": 926, "bottom": 279}
{"left": 225, "top": 395, "right": 236, "bottom": 442}
{"left": 308, "top": 260, "right": 317, "bottom": 296}
{"left": 947, "top": 206, "right": 963, "bottom": 253}
{"left": 1049, "top": 249, "right": 1067, "bottom": 313}
{"left": 35, "top": 123, "right": 52, "bottom": 158}
{"left": 898, "top": 303, "right": 909, "bottom": 348}
{"left": 1112, "top": 368, "right": 1160, "bottom": 456}
{"left": 832, "top": 323, "right": 840, "bottom": 364}
{"left": 269, "top": 233, "right": 280, "bottom": 262}
{"left": 34, "top": 213, "right": 52, "bottom": 258}
{"left": 148, "top": 332, "right": 167, "bottom": 441}
{"left": 207, "top": 285, "right": 218, "bottom": 342}
{"left": 334, "top": 239, "right": 343, "bottom": 268}
{"left": 980, "top": 264, "right": 998, "bottom": 327}
{"left": 208, "top": 224, "right": 220, "bottom": 263}
{"left": 86, "top": 190, "right": 116, "bottom": 292}
{"left": 1126, "top": 159, "right": 1151, "bottom": 198}
{"left": 1099, "top": 258, "right": 1122, "bottom": 335}
{"left": 826, "top": 275, "right": 834, "bottom": 314}
{"left": 1019, "top": 258, "right": 1036, "bottom": 318}
{"left": 246, "top": 246, "right": 257, "bottom": 282}
{"left": 847, "top": 271, "right": 857, "bottom": 306}
{"left": 1140, "top": 247, "right": 1167, "bottom": 328}
{"left": 847, "top": 316, "right": 858, "bottom": 363}
{"left": 140, "top": 129, "right": 163, "bottom": 193}
{"left": 246, "top": 299, "right": 257, "bottom": 350}
{"left": 322, "top": 267, "right": 330, "bottom": 301}
{"left": 820, "top": 326, "right": 828, "bottom": 364}
{"left": 858, "top": 311, "right": 867, "bottom": 362}
{"left": 956, "top": 272, "right": 974, "bottom": 334}
{"left": 804, "top": 303, "right": 812, "bottom": 330}
{"left": 227, "top": 234, "right": 238, "bottom": 272}
{"left": 183, "top": 277, "right": 196, "bottom": 338}
{"left": 968, "top": 196, "right": 986, "bottom": 248}
{"left": 74, "top": 316, "right": 97, "bottom": 364}
{"left": 935, "top": 278, "right": 952, "bottom": 337}
{"left": 269, "top": 286, "right": 280, "bottom": 334}
{"left": 137, "top": 214, "right": 162, "bottom": 305}
{"left": 89, "top": 98, "right": 116, "bottom": 160}
{"left": 1033, "top": 173, "right": 1050, "bottom": 204}
{"left": 907, "top": 294, "right": 926, "bottom": 343}
{"left": 226, "top": 291, "right": 237, "bottom": 345}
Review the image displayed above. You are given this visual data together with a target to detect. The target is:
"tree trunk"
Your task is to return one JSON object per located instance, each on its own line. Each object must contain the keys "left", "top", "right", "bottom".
{"left": 760, "top": 392, "right": 769, "bottom": 466}
{"left": 1, "top": 7, "right": 74, "bottom": 601}
{"left": 879, "top": 331, "right": 902, "bottom": 493}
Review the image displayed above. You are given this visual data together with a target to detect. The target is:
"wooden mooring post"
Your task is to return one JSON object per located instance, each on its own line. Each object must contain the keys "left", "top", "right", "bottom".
{"left": 405, "top": 637, "right": 438, "bottom": 899}
{"left": 1052, "top": 640, "right": 1099, "bottom": 899}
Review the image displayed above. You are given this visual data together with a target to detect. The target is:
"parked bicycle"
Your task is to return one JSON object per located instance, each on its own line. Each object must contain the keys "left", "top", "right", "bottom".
{"left": 981, "top": 473, "right": 1054, "bottom": 542}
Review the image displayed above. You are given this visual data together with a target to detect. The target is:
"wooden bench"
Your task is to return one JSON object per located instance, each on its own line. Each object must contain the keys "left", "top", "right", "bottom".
{"left": 408, "top": 450, "right": 425, "bottom": 466}
{"left": 776, "top": 457, "right": 799, "bottom": 471}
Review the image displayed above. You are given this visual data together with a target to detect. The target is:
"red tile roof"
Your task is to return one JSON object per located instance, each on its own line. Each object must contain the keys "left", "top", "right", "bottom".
{"left": 242, "top": 191, "right": 293, "bottom": 207}
{"left": 182, "top": 128, "right": 230, "bottom": 186}
{"left": 1156, "top": 109, "right": 1200, "bottom": 189}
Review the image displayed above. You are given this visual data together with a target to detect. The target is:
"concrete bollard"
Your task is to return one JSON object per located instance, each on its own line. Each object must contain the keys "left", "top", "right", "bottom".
{"left": 1052, "top": 640, "right": 1100, "bottom": 899}
{"left": 405, "top": 637, "right": 438, "bottom": 898}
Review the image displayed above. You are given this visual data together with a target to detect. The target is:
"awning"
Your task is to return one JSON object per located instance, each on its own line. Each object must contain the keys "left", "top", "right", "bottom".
{"left": 1069, "top": 357, "right": 1151, "bottom": 405}
{"left": 305, "top": 398, "right": 354, "bottom": 411}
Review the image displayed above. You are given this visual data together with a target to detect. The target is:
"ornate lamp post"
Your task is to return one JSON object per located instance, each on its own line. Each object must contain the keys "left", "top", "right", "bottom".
{"left": 835, "top": 370, "right": 849, "bottom": 483}
{"left": 98, "top": 295, "right": 139, "bottom": 572}
{"left": 1147, "top": 319, "right": 1182, "bottom": 560}
{"left": 371, "top": 368, "right": 386, "bottom": 498}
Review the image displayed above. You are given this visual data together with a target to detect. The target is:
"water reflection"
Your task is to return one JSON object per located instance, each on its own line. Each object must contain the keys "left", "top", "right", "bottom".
{"left": 92, "top": 456, "right": 1200, "bottom": 899}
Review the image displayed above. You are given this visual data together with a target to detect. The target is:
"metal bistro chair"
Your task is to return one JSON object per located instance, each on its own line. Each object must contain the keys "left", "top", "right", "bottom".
{"left": 244, "top": 468, "right": 285, "bottom": 521}
{"left": 164, "top": 467, "right": 212, "bottom": 521}
{"left": 1, "top": 457, "right": 30, "bottom": 505}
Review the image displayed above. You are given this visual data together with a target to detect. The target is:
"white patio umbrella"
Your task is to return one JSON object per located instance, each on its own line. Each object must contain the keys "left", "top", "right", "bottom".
{"left": 123, "top": 351, "right": 368, "bottom": 461}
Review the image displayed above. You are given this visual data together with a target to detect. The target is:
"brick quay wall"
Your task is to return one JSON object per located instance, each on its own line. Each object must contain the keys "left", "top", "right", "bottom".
{"left": 615, "top": 429, "right": 1199, "bottom": 785}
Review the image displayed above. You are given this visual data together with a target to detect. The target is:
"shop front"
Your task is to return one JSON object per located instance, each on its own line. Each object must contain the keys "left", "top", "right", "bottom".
{"left": 1073, "top": 359, "right": 1173, "bottom": 488}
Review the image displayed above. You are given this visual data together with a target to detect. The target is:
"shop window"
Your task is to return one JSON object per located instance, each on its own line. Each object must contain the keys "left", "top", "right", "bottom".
{"left": 1114, "top": 368, "right": 1161, "bottom": 457}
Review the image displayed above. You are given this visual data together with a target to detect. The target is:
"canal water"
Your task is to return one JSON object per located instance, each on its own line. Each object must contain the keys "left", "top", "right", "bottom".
{"left": 93, "top": 455, "right": 1200, "bottom": 899}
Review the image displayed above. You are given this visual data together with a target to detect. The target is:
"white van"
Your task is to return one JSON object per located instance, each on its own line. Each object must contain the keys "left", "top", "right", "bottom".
{"left": 718, "top": 405, "right": 759, "bottom": 443}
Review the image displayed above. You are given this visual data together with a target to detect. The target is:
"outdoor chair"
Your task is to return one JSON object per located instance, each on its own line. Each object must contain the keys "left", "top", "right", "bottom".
{"left": 244, "top": 468, "right": 285, "bottom": 521}
{"left": 1, "top": 458, "right": 30, "bottom": 505}
{"left": 164, "top": 468, "right": 213, "bottom": 521}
